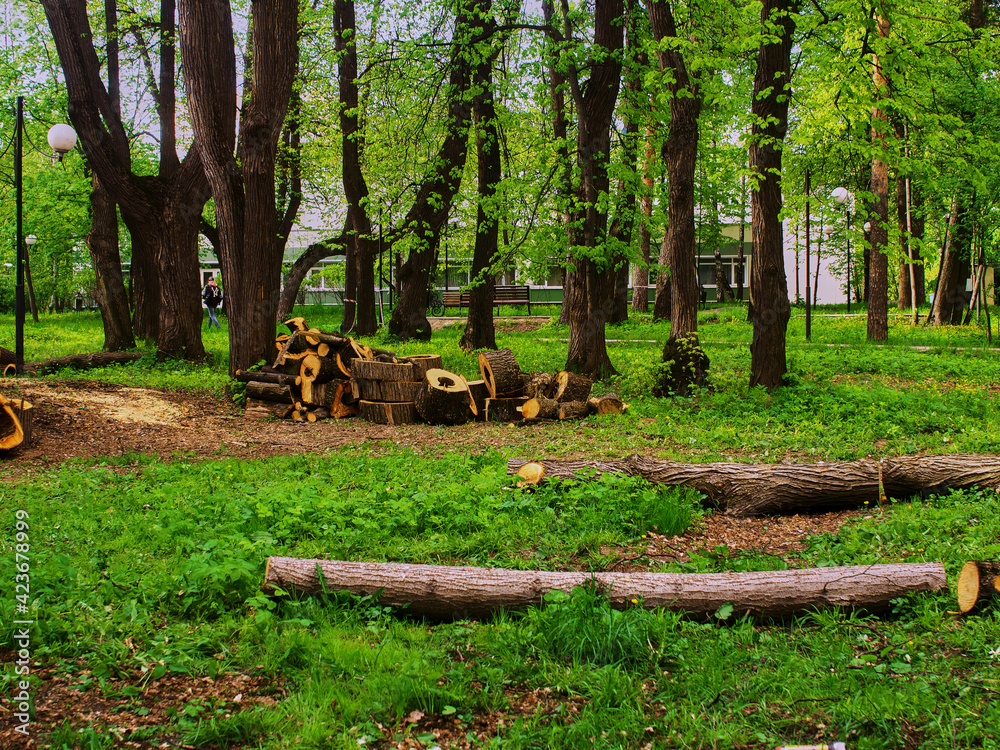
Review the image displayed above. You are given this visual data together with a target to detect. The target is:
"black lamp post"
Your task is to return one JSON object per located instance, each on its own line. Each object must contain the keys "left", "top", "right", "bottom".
{"left": 11, "top": 96, "right": 76, "bottom": 374}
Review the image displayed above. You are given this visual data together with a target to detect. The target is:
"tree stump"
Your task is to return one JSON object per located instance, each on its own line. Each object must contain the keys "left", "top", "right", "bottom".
{"left": 957, "top": 561, "right": 1000, "bottom": 613}
{"left": 655, "top": 334, "right": 710, "bottom": 397}
{"left": 479, "top": 348, "right": 523, "bottom": 397}
{"left": 552, "top": 371, "right": 592, "bottom": 402}
{"left": 485, "top": 396, "right": 528, "bottom": 423}
{"left": 358, "top": 400, "right": 418, "bottom": 425}
{"left": 415, "top": 369, "right": 474, "bottom": 425}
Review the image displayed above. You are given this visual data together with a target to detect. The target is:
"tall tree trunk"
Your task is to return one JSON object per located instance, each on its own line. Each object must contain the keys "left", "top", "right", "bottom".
{"left": 737, "top": 174, "right": 747, "bottom": 303}
{"left": 748, "top": 0, "right": 798, "bottom": 389}
{"left": 867, "top": 12, "right": 891, "bottom": 341}
{"left": 23, "top": 247, "right": 39, "bottom": 323}
{"left": 337, "top": 0, "right": 377, "bottom": 336}
{"left": 631, "top": 123, "right": 655, "bottom": 313}
{"left": 461, "top": 0, "right": 500, "bottom": 353}
{"left": 387, "top": 1, "right": 475, "bottom": 341}
{"left": 42, "top": 0, "right": 208, "bottom": 360}
{"left": 179, "top": 0, "right": 299, "bottom": 374}
{"left": 87, "top": 173, "right": 135, "bottom": 351}
{"left": 647, "top": 0, "right": 707, "bottom": 394}
{"left": 563, "top": 0, "right": 624, "bottom": 381}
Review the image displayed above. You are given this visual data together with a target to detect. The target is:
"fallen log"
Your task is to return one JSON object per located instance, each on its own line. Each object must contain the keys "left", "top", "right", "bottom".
{"left": 522, "top": 395, "right": 560, "bottom": 421}
{"left": 957, "top": 561, "right": 1000, "bottom": 614}
{"left": 244, "top": 381, "right": 294, "bottom": 404}
{"left": 507, "top": 454, "right": 1000, "bottom": 516}
{"left": 352, "top": 359, "right": 414, "bottom": 382}
{"left": 558, "top": 401, "right": 589, "bottom": 421}
{"left": 300, "top": 353, "right": 339, "bottom": 385}
{"left": 235, "top": 370, "right": 300, "bottom": 388}
{"left": 262, "top": 558, "right": 948, "bottom": 620}
{"left": 21, "top": 352, "right": 144, "bottom": 376}
{"left": 521, "top": 372, "right": 554, "bottom": 399}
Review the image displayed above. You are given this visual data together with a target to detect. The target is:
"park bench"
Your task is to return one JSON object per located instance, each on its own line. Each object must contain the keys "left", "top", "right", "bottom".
{"left": 441, "top": 284, "right": 532, "bottom": 315}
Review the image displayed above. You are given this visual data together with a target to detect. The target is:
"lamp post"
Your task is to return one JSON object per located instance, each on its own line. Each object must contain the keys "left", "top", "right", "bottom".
{"left": 12, "top": 95, "right": 77, "bottom": 374}
{"left": 832, "top": 188, "right": 852, "bottom": 314}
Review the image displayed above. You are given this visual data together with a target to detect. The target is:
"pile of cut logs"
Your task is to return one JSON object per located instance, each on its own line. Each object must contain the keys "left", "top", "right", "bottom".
{"left": 240, "top": 322, "right": 625, "bottom": 426}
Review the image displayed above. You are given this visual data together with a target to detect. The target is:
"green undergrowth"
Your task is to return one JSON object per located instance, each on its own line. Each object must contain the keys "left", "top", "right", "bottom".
{"left": 3, "top": 449, "right": 1000, "bottom": 749}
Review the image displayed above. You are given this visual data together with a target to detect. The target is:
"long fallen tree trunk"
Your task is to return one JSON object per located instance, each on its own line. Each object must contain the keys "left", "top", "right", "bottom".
{"left": 22, "top": 352, "right": 145, "bottom": 376}
{"left": 508, "top": 455, "right": 1000, "bottom": 516}
{"left": 263, "top": 558, "right": 947, "bottom": 620}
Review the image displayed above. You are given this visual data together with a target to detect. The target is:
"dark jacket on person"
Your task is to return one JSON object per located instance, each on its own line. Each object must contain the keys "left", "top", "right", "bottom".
{"left": 202, "top": 283, "right": 223, "bottom": 308}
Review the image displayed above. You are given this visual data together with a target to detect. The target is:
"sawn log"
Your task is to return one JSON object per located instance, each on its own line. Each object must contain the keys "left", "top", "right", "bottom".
{"left": 507, "top": 454, "right": 1000, "bottom": 516}
{"left": 262, "top": 558, "right": 947, "bottom": 620}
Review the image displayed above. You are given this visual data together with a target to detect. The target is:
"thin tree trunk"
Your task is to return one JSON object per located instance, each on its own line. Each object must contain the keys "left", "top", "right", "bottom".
{"left": 631, "top": 121, "right": 655, "bottom": 313}
{"left": 748, "top": 0, "right": 798, "bottom": 389}
{"left": 387, "top": 1, "right": 475, "bottom": 341}
{"left": 867, "top": 12, "right": 891, "bottom": 341}
{"left": 87, "top": 173, "right": 135, "bottom": 351}
{"left": 461, "top": 0, "right": 500, "bottom": 352}
{"left": 337, "top": 0, "right": 377, "bottom": 336}
{"left": 928, "top": 200, "right": 966, "bottom": 325}
{"left": 562, "top": 0, "right": 624, "bottom": 381}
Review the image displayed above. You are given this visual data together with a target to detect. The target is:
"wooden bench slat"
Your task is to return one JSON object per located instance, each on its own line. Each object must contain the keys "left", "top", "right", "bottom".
{"left": 440, "top": 285, "right": 531, "bottom": 313}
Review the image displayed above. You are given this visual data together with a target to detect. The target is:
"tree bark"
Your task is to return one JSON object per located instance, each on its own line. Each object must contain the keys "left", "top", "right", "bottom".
{"left": 42, "top": 0, "right": 208, "bottom": 361}
{"left": 461, "top": 0, "right": 500, "bottom": 353}
{"left": 928, "top": 200, "right": 968, "bottom": 325}
{"left": 22, "top": 352, "right": 144, "bottom": 376}
{"left": 867, "top": 12, "right": 891, "bottom": 342}
{"left": 631, "top": 123, "right": 656, "bottom": 313}
{"left": 86, "top": 173, "right": 135, "bottom": 352}
{"left": 957, "top": 560, "right": 1000, "bottom": 613}
{"left": 562, "top": 0, "right": 624, "bottom": 381}
{"left": 747, "top": 0, "right": 798, "bottom": 389}
{"left": 336, "top": 0, "right": 377, "bottom": 336}
{"left": 263, "top": 557, "right": 947, "bottom": 620}
{"left": 179, "top": 0, "right": 298, "bottom": 375}
{"left": 387, "top": 1, "right": 476, "bottom": 341}
{"left": 507, "top": 454, "right": 1000, "bottom": 517}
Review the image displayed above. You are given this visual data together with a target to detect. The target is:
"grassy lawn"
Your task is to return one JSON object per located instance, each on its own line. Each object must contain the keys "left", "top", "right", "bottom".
{"left": 2, "top": 302, "right": 1000, "bottom": 749}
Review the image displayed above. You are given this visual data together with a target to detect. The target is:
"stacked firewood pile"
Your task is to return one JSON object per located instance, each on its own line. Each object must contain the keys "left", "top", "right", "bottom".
{"left": 240, "top": 324, "right": 625, "bottom": 426}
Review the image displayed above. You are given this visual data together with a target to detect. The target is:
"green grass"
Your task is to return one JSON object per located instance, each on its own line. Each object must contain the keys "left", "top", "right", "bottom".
{"left": 3, "top": 303, "right": 1000, "bottom": 748}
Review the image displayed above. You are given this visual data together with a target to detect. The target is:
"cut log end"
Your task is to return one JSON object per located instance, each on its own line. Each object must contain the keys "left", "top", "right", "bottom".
{"left": 517, "top": 462, "right": 546, "bottom": 485}
{"left": 957, "top": 560, "right": 1000, "bottom": 613}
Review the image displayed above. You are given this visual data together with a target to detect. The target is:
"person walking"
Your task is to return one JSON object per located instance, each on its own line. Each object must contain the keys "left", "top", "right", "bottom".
{"left": 202, "top": 276, "right": 223, "bottom": 329}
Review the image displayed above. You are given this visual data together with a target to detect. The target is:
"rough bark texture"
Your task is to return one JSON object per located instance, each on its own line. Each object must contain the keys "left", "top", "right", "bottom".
{"left": 479, "top": 348, "right": 523, "bottom": 397}
{"left": 86, "top": 173, "right": 135, "bottom": 352}
{"left": 179, "top": 0, "right": 298, "bottom": 375}
{"left": 562, "top": 0, "right": 624, "bottom": 381}
{"left": 358, "top": 400, "right": 419, "bottom": 425}
{"left": 460, "top": 0, "right": 500, "bottom": 353}
{"left": 336, "top": 0, "right": 377, "bottom": 336}
{"left": 507, "top": 454, "right": 1000, "bottom": 517}
{"left": 42, "top": 0, "right": 208, "bottom": 360}
{"left": 747, "top": 0, "right": 798, "bottom": 389}
{"left": 929, "top": 200, "right": 971, "bottom": 325}
{"left": 414, "top": 369, "right": 474, "bottom": 425}
{"left": 263, "top": 557, "right": 947, "bottom": 620}
{"left": 867, "top": 12, "right": 891, "bottom": 342}
{"left": 647, "top": 0, "right": 708, "bottom": 395}
{"left": 387, "top": 1, "right": 476, "bottom": 341}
